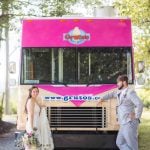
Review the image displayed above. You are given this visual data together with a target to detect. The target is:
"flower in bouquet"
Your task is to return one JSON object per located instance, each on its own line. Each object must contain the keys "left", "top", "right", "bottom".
{"left": 22, "top": 128, "right": 41, "bottom": 148}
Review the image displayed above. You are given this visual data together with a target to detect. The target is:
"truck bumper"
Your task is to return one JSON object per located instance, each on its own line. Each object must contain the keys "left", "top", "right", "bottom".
{"left": 53, "top": 131, "right": 119, "bottom": 150}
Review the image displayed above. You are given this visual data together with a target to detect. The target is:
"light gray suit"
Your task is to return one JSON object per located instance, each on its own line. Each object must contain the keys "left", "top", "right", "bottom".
{"left": 102, "top": 88, "right": 143, "bottom": 150}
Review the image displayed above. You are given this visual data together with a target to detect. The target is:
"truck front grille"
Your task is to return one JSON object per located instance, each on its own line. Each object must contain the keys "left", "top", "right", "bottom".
{"left": 47, "top": 107, "right": 107, "bottom": 128}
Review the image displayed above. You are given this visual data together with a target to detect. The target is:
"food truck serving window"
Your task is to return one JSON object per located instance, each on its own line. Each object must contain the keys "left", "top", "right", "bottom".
{"left": 21, "top": 47, "right": 133, "bottom": 85}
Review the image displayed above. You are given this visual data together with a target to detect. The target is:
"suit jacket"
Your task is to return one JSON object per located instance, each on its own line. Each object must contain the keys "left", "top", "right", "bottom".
{"left": 102, "top": 88, "right": 143, "bottom": 125}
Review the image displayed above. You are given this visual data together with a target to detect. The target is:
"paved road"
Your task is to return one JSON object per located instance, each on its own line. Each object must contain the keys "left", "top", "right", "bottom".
{"left": 0, "top": 129, "right": 17, "bottom": 150}
{"left": 0, "top": 115, "right": 17, "bottom": 150}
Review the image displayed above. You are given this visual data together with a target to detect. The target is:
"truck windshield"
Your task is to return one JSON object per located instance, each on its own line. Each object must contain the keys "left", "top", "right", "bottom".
{"left": 21, "top": 47, "right": 133, "bottom": 84}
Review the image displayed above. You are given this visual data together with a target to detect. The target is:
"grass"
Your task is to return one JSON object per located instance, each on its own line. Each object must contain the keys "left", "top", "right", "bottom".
{"left": 139, "top": 109, "right": 150, "bottom": 150}
{"left": 136, "top": 89, "right": 150, "bottom": 109}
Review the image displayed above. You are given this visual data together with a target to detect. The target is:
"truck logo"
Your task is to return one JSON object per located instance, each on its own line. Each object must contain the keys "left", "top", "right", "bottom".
{"left": 63, "top": 27, "right": 90, "bottom": 45}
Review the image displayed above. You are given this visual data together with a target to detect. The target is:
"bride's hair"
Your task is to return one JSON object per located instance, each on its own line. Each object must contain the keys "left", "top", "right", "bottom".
{"left": 25, "top": 86, "right": 39, "bottom": 113}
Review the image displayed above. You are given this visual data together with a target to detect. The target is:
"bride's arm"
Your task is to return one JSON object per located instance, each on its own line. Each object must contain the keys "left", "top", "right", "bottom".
{"left": 26, "top": 100, "right": 34, "bottom": 131}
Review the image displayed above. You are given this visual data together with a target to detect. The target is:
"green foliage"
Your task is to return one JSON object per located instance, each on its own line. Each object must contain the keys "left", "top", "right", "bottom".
{"left": 0, "top": 0, "right": 15, "bottom": 27}
{"left": 114, "top": 0, "right": 150, "bottom": 70}
{"left": 114, "top": 0, "right": 150, "bottom": 26}
{"left": 0, "top": 93, "right": 4, "bottom": 121}
{"left": 0, "top": 105, "right": 3, "bottom": 121}
{"left": 10, "top": 100, "right": 17, "bottom": 114}
{"left": 134, "top": 34, "right": 150, "bottom": 66}
{"left": 40, "top": 0, "right": 78, "bottom": 16}
{"left": 78, "top": 0, "right": 102, "bottom": 11}
{"left": 136, "top": 88, "right": 150, "bottom": 109}
{"left": 0, "top": 0, "right": 76, "bottom": 30}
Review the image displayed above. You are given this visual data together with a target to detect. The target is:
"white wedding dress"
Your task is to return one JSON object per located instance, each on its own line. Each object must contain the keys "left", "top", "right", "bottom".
{"left": 26, "top": 102, "right": 54, "bottom": 150}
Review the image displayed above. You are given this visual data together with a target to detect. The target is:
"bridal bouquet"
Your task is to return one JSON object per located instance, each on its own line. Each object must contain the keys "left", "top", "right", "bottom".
{"left": 15, "top": 128, "right": 41, "bottom": 150}
{"left": 22, "top": 128, "right": 41, "bottom": 150}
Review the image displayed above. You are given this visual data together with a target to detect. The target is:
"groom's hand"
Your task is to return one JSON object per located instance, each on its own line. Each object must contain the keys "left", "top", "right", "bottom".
{"left": 129, "top": 112, "right": 136, "bottom": 120}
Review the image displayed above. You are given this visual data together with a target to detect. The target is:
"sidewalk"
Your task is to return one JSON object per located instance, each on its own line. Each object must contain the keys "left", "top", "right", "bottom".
{"left": 0, "top": 115, "right": 17, "bottom": 150}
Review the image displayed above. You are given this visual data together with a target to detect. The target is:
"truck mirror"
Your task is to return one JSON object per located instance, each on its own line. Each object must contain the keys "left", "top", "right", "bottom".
{"left": 137, "top": 61, "right": 145, "bottom": 73}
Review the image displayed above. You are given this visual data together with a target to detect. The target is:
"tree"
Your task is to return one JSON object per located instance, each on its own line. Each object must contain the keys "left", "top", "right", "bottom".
{"left": 114, "top": 0, "right": 150, "bottom": 67}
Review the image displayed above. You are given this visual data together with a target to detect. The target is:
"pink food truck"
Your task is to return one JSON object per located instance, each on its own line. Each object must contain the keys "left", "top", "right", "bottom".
{"left": 17, "top": 18, "right": 133, "bottom": 149}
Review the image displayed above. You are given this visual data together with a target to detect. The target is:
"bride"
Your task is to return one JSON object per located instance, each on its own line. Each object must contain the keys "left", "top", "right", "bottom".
{"left": 25, "top": 86, "right": 54, "bottom": 150}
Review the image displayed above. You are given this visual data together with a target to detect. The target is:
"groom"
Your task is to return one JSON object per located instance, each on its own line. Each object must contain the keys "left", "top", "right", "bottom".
{"left": 98, "top": 75, "right": 143, "bottom": 150}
